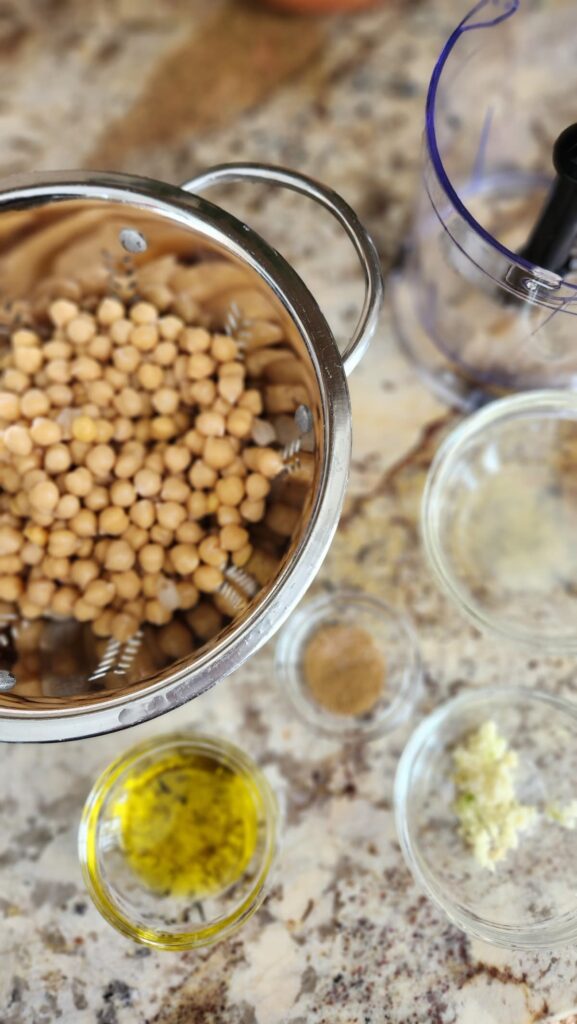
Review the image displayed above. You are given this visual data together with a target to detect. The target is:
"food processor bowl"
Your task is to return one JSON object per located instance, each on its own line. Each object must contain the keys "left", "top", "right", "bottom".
{"left": 391, "top": 0, "right": 577, "bottom": 409}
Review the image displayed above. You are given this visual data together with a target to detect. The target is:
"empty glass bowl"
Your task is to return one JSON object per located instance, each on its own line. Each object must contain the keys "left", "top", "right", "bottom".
{"left": 395, "top": 687, "right": 577, "bottom": 949}
{"left": 422, "top": 390, "right": 577, "bottom": 651}
{"left": 275, "top": 590, "right": 422, "bottom": 740}
{"left": 78, "top": 733, "right": 278, "bottom": 949}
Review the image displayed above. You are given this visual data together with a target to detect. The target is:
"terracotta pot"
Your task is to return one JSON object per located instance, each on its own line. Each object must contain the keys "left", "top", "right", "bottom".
{"left": 259, "top": 0, "right": 380, "bottom": 13}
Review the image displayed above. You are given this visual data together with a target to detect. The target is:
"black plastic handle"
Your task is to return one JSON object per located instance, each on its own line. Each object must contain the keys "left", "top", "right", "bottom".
{"left": 521, "top": 123, "right": 577, "bottom": 274}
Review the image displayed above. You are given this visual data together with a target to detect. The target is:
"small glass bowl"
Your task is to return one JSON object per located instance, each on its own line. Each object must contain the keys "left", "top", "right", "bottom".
{"left": 275, "top": 590, "right": 421, "bottom": 739}
{"left": 78, "top": 733, "right": 278, "bottom": 950}
{"left": 422, "top": 390, "right": 577, "bottom": 651}
{"left": 395, "top": 687, "right": 577, "bottom": 949}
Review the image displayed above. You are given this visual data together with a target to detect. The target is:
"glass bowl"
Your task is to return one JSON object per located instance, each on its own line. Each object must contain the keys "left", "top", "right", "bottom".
{"left": 422, "top": 390, "right": 577, "bottom": 651}
{"left": 395, "top": 687, "right": 577, "bottom": 949}
{"left": 275, "top": 590, "right": 422, "bottom": 740}
{"left": 78, "top": 733, "right": 278, "bottom": 949}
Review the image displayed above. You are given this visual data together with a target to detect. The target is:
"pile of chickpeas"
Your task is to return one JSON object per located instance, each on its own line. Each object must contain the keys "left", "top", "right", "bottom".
{"left": 0, "top": 268, "right": 308, "bottom": 647}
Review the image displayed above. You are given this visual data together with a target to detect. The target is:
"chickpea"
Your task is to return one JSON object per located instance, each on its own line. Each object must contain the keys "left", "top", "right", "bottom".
{"left": 198, "top": 535, "right": 227, "bottom": 570}
{"left": 85, "top": 444, "right": 115, "bottom": 479}
{"left": 130, "top": 323, "right": 158, "bottom": 352}
{"left": 87, "top": 334, "right": 112, "bottom": 362}
{"left": 70, "top": 559, "right": 99, "bottom": 589}
{"left": 45, "top": 339, "right": 72, "bottom": 361}
{"left": 153, "top": 340, "right": 178, "bottom": 366}
{"left": 55, "top": 494, "right": 81, "bottom": 520}
{"left": 87, "top": 380, "right": 114, "bottom": 408}
{"left": 49, "top": 298, "right": 78, "bottom": 327}
{"left": 48, "top": 530, "right": 78, "bottom": 558}
{"left": 115, "top": 448, "right": 144, "bottom": 480}
{"left": 189, "top": 459, "right": 217, "bottom": 490}
{"left": 175, "top": 521, "right": 203, "bottom": 546}
{"left": 3, "top": 368, "right": 29, "bottom": 393}
{"left": 134, "top": 467, "right": 161, "bottom": 497}
{"left": 29, "top": 479, "right": 59, "bottom": 511}
{"left": 157, "top": 501, "right": 186, "bottom": 530}
{"left": 26, "top": 579, "right": 55, "bottom": 606}
{"left": 22, "top": 467, "right": 45, "bottom": 492}
{"left": 41, "top": 556, "right": 70, "bottom": 581}
{"left": 157, "top": 620, "right": 192, "bottom": 659}
{"left": 138, "top": 543, "right": 164, "bottom": 574}
{"left": 23, "top": 524, "right": 47, "bottom": 547}
{"left": 112, "top": 345, "right": 140, "bottom": 374}
{"left": 14, "top": 345, "right": 43, "bottom": 375}
{"left": 104, "top": 540, "right": 135, "bottom": 572}
{"left": 244, "top": 446, "right": 283, "bottom": 479}
{"left": 172, "top": 580, "right": 198, "bottom": 610}
{"left": 4, "top": 424, "right": 32, "bottom": 456}
{"left": 108, "top": 317, "right": 131, "bottom": 344}
{"left": 152, "top": 388, "right": 179, "bottom": 416}
{"left": 240, "top": 498, "right": 265, "bottom": 523}
{"left": 110, "top": 612, "right": 139, "bottom": 642}
{"left": 0, "top": 466, "right": 20, "bottom": 494}
{"left": 105, "top": 366, "right": 128, "bottom": 391}
{"left": 144, "top": 600, "right": 171, "bottom": 626}
{"left": 97, "top": 297, "right": 125, "bottom": 325}
{"left": 217, "top": 505, "right": 241, "bottom": 527}
{"left": 203, "top": 437, "right": 236, "bottom": 470}
{"left": 0, "top": 552, "right": 22, "bottom": 573}
{"left": 52, "top": 586, "right": 78, "bottom": 617}
{"left": 18, "top": 597, "right": 44, "bottom": 619}
{"left": 69, "top": 415, "right": 96, "bottom": 444}
{"left": 232, "top": 542, "right": 253, "bottom": 567}
{"left": 246, "top": 472, "right": 270, "bottom": 500}
{"left": 19, "top": 389, "right": 48, "bottom": 420}
{"left": 130, "top": 499, "right": 155, "bottom": 530}
{"left": 20, "top": 543, "right": 43, "bottom": 566}
{"left": 76, "top": 539, "right": 94, "bottom": 558}
{"left": 73, "top": 598, "right": 99, "bottom": 622}
{"left": 70, "top": 509, "right": 97, "bottom": 537}
{"left": 193, "top": 564, "right": 223, "bottom": 594}
{"left": 186, "top": 600, "right": 223, "bottom": 640}
{"left": 84, "top": 580, "right": 115, "bottom": 608}
{"left": 180, "top": 327, "right": 210, "bottom": 353}
{"left": 113, "top": 418, "right": 134, "bottom": 442}
{"left": 66, "top": 314, "right": 96, "bottom": 345}
{"left": 47, "top": 384, "right": 73, "bottom": 408}
{"left": 213, "top": 396, "right": 232, "bottom": 417}
{"left": 0, "top": 525, "right": 22, "bottom": 555}
{"left": 108, "top": 479, "right": 135, "bottom": 508}
{"left": 0, "top": 392, "right": 21, "bottom": 421}
{"left": 188, "top": 352, "right": 215, "bottom": 380}
{"left": 156, "top": 315, "right": 181, "bottom": 340}
{"left": 218, "top": 374, "right": 244, "bottom": 405}
{"left": 72, "top": 356, "right": 101, "bottom": 382}
{"left": 196, "top": 410, "right": 225, "bottom": 437}
{"left": 0, "top": 575, "right": 23, "bottom": 601}
{"left": 183, "top": 429, "right": 204, "bottom": 455}
{"left": 65, "top": 467, "right": 93, "bottom": 497}
{"left": 136, "top": 363, "right": 163, "bottom": 392}
{"left": 189, "top": 379, "right": 217, "bottom": 407}
{"left": 239, "top": 389, "right": 264, "bottom": 415}
{"left": 216, "top": 475, "right": 245, "bottom": 507}
{"left": 212, "top": 334, "right": 238, "bottom": 361}
{"left": 219, "top": 524, "right": 249, "bottom": 553}
{"left": 160, "top": 476, "right": 189, "bottom": 503}
{"left": 92, "top": 610, "right": 114, "bottom": 637}
{"left": 168, "top": 543, "right": 198, "bottom": 576}
{"left": 85, "top": 486, "right": 109, "bottom": 512}
{"left": 150, "top": 524, "right": 172, "bottom": 548}
{"left": 111, "top": 570, "right": 141, "bottom": 601}
{"left": 187, "top": 491, "right": 208, "bottom": 520}
{"left": 99, "top": 507, "right": 129, "bottom": 536}
{"left": 129, "top": 301, "right": 156, "bottom": 325}
{"left": 227, "top": 408, "right": 253, "bottom": 439}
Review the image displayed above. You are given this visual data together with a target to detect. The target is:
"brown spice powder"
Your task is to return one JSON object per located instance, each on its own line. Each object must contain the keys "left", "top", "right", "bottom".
{"left": 302, "top": 623, "right": 385, "bottom": 717}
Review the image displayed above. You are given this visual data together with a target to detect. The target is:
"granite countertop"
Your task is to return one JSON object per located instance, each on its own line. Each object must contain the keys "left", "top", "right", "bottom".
{"left": 1, "top": 1, "right": 577, "bottom": 1022}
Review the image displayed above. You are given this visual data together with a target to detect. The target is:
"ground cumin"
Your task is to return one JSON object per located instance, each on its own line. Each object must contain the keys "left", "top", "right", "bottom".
{"left": 302, "top": 622, "right": 385, "bottom": 716}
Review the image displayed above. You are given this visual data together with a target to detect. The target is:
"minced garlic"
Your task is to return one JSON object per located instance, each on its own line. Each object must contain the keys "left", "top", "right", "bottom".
{"left": 451, "top": 720, "right": 537, "bottom": 870}
{"left": 545, "top": 800, "right": 577, "bottom": 830}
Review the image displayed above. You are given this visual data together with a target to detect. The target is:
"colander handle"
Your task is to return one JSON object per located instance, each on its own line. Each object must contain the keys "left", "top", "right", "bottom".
{"left": 180, "top": 163, "right": 383, "bottom": 377}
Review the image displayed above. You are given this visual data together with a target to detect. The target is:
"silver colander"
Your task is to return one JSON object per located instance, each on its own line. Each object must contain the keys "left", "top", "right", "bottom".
{"left": 0, "top": 163, "right": 382, "bottom": 742}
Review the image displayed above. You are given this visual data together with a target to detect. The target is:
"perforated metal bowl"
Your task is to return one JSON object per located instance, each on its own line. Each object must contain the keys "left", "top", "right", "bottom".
{"left": 0, "top": 164, "right": 382, "bottom": 742}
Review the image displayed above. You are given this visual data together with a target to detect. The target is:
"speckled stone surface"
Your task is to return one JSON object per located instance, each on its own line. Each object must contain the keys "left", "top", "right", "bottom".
{"left": 1, "top": 1, "right": 577, "bottom": 1022}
